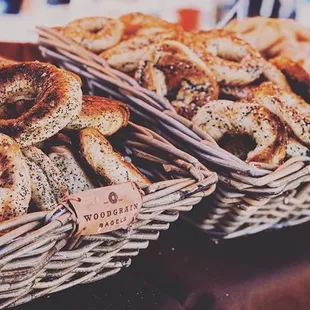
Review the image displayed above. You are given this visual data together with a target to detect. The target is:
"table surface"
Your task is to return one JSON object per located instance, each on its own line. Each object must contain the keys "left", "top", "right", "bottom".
{"left": 4, "top": 43, "right": 310, "bottom": 310}
{"left": 13, "top": 220, "right": 310, "bottom": 310}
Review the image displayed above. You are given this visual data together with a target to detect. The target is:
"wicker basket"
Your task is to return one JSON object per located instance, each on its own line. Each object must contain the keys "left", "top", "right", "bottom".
{"left": 37, "top": 27, "right": 310, "bottom": 240}
{"left": 0, "top": 120, "right": 216, "bottom": 309}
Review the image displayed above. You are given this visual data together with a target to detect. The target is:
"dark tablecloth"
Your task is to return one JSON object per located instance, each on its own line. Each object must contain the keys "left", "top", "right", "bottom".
{"left": 12, "top": 221, "right": 310, "bottom": 310}
{"left": 4, "top": 43, "right": 310, "bottom": 310}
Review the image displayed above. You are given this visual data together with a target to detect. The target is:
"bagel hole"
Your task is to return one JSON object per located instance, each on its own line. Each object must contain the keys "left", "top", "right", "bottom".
{"left": 218, "top": 133, "right": 256, "bottom": 161}
{"left": 88, "top": 26, "right": 102, "bottom": 34}
{"left": 0, "top": 99, "right": 35, "bottom": 120}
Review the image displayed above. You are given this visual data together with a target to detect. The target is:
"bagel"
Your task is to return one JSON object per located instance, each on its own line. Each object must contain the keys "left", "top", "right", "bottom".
{"left": 279, "top": 41, "right": 310, "bottom": 73}
{"left": 24, "top": 157, "right": 57, "bottom": 211}
{"left": 0, "top": 133, "right": 31, "bottom": 221}
{"left": 185, "top": 29, "right": 264, "bottom": 85}
{"left": 65, "top": 95, "right": 130, "bottom": 136}
{"left": 262, "top": 59, "right": 290, "bottom": 90}
{"left": 48, "top": 145, "right": 96, "bottom": 194}
{"left": 22, "top": 146, "right": 68, "bottom": 204}
{"left": 278, "top": 18, "right": 310, "bottom": 42}
{"left": 217, "top": 134, "right": 255, "bottom": 161}
{"left": 0, "top": 62, "right": 82, "bottom": 147}
{"left": 61, "top": 69, "right": 82, "bottom": 86}
{"left": 220, "top": 84, "right": 256, "bottom": 101}
{"left": 225, "top": 16, "right": 266, "bottom": 34}
{"left": 62, "top": 17, "right": 124, "bottom": 53}
{"left": 0, "top": 67, "right": 81, "bottom": 121}
{"left": 77, "top": 128, "right": 151, "bottom": 187}
{"left": 119, "top": 12, "right": 181, "bottom": 39}
{"left": 253, "top": 82, "right": 310, "bottom": 147}
{"left": 135, "top": 40, "right": 219, "bottom": 119}
{"left": 100, "top": 30, "right": 182, "bottom": 72}
{"left": 225, "top": 17, "right": 283, "bottom": 53}
{"left": 219, "top": 61, "right": 290, "bottom": 100}
{"left": 192, "top": 100, "right": 287, "bottom": 164}
{"left": 225, "top": 18, "right": 310, "bottom": 55}
{"left": 0, "top": 56, "right": 17, "bottom": 68}
{"left": 270, "top": 56, "right": 310, "bottom": 103}
{"left": 286, "top": 136, "right": 310, "bottom": 158}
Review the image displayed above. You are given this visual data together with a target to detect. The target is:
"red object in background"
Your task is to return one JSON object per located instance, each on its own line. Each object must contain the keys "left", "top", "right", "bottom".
{"left": 0, "top": 42, "right": 45, "bottom": 62}
{"left": 177, "top": 8, "right": 200, "bottom": 31}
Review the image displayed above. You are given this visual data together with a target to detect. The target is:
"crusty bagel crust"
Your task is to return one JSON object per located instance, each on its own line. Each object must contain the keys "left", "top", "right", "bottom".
{"left": 48, "top": 145, "right": 96, "bottom": 195}
{"left": 0, "top": 62, "right": 82, "bottom": 146}
{"left": 270, "top": 56, "right": 310, "bottom": 103}
{"left": 253, "top": 82, "right": 310, "bottom": 147}
{"left": 78, "top": 128, "right": 151, "bottom": 187}
{"left": 24, "top": 157, "right": 57, "bottom": 211}
{"left": 22, "top": 146, "right": 68, "bottom": 203}
{"left": 100, "top": 30, "right": 182, "bottom": 72}
{"left": 184, "top": 29, "right": 264, "bottom": 86}
{"left": 119, "top": 12, "right": 181, "bottom": 39}
{"left": 62, "top": 17, "right": 124, "bottom": 53}
{"left": 135, "top": 40, "right": 219, "bottom": 119}
{"left": 0, "top": 133, "right": 31, "bottom": 221}
{"left": 66, "top": 95, "right": 130, "bottom": 136}
{"left": 192, "top": 100, "right": 287, "bottom": 164}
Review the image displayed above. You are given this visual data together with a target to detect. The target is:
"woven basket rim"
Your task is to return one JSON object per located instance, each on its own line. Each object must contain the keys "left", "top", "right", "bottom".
{"left": 35, "top": 26, "right": 310, "bottom": 185}
{"left": 0, "top": 119, "right": 217, "bottom": 308}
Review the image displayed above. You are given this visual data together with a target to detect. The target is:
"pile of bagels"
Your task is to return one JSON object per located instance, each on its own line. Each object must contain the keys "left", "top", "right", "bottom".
{"left": 58, "top": 13, "right": 310, "bottom": 166}
{"left": 0, "top": 58, "right": 150, "bottom": 222}
{"left": 226, "top": 16, "right": 310, "bottom": 73}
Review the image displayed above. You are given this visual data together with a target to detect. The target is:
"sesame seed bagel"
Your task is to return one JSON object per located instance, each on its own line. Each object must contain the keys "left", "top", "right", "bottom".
{"left": 100, "top": 30, "right": 182, "bottom": 73}
{"left": 66, "top": 95, "right": 130, "bottom": 136}
{"left": 0, "top": 133, "right": 31, "bottom": 221}
{"left": 270, "top": 56, "right": 310, "bottom": 103}
{"left": 62, "top": 17, "right": 124, "bottom": 53}
{"left": 192, "top": 100, "right": 287, "bottom": 164}
{"left": 185, "top": 29, "right": 265, "bottom": 86}
{"left": 0, "top": 62, "right": 82, "bottom": 147}
{"left": 135, "top": 40, "right": 219, "bottom": 119}
{"left": 253, "top": 81, "right": 310, "bottom": 147}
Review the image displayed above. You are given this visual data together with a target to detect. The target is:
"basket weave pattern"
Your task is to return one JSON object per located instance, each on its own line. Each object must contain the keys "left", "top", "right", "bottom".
{"left": 37, "top": 27, "right": 310, "bottom": 239}
{"left": 0, "top": 121, "right": 216, "bottom": 308}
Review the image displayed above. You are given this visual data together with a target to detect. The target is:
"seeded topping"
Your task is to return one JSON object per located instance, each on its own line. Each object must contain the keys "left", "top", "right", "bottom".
{"left": 0, "top": 62, "right": 82, "bottom": 147}
{"left": 193, "top": 100, "right": 287, "bottom": 165}
{"left": 0, "top": 133, "right": 31, "bottom": 220}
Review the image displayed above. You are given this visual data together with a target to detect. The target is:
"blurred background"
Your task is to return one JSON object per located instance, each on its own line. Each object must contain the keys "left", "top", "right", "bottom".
{"left": 0, "top": 0, "right": 306, "bottom": 42}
